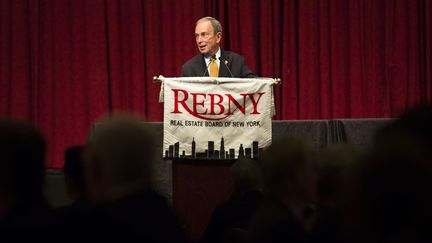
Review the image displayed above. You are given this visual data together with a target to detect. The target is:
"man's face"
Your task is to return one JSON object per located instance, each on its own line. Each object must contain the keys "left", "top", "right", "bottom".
{"left": 195, "top": 21, "right": 221, "bottom": 56}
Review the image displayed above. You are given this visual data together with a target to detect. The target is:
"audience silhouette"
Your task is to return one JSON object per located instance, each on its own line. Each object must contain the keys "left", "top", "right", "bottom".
{"left": 4, "top": 105, "right": 432, "bottom": 243}
{"left": 55, "top": 114, "right": 187, "bottom": 242}
{"left": 343, "top": 105, "right": 432, "bottom": 243}
{"left": 200, "top": 158, "right": 263, "bottom": 243}
{"left": 0, "top": 119, "right": 52, "bottom": 241}
{"left": 63, "top": 145, "right": 86, "bottom": 205}
{"left": 246, "top": 137, "right": 316, "bottom": 243}
{"left": 309, "top": 143, "right": 362, "bottom": 243}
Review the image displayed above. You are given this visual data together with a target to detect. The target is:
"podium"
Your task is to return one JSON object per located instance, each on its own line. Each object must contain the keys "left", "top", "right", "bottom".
{"left": 159, "top": 77, "right": 278, "bottom": 241}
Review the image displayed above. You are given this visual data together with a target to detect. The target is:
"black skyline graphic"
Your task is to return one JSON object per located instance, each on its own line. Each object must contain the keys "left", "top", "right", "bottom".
{"left": 164, "top": 137, "right": 264, "bottom": 160}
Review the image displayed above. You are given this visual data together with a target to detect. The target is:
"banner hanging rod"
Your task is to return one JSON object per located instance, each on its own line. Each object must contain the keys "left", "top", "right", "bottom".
{"left": 152, "top": 75, "right": 282, "bottom": 85}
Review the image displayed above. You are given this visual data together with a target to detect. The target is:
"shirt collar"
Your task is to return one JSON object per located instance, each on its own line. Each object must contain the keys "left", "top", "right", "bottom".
{"left": 204, "top": 48, "right": 221, "bottom": 62}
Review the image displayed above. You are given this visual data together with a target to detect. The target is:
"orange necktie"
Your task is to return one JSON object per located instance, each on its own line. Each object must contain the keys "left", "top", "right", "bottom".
{"left": 209, "top": 57, "right": 218, "bottom": 77}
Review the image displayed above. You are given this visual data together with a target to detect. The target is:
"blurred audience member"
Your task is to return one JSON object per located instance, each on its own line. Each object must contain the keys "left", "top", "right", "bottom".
{"left": 309, "top": 143, "right": 362, "bottom": 243}
{"left": 200, "top": 158, "right": 263, "bottom": 243}
{"left": 0, "top": 119, "right": 52, "bottom": 240}
{"left": 343, "top": 105, "right": 432, "bottom": 243}
{"left": 246, "top": 137, "right": 316, "bottom": 243}
{"left": 57, "top": 114, "right": 187, "bottom": 242}
{"left": 63, "top": 145, "right": 86, "bottom": 204}
{"left": 54, "top": 145, "right": 88, "bottom": 228}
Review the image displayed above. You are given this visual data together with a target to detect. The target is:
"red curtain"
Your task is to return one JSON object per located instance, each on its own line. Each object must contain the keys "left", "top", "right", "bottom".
{"left": 1, "top": 0, "right": 431, "bottom": 168}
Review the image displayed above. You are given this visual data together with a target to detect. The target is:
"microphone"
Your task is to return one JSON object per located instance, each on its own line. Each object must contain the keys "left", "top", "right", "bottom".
{"left": 219, "top": 57, "right": 234, "bottom": 78}
{"left": 202, "top": 55, "right": 216, "bottom": 77}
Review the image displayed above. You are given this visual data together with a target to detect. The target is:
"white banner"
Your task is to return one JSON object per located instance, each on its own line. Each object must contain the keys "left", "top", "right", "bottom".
{"left": 161, "top": 77, "right": 276, "bottom": 160}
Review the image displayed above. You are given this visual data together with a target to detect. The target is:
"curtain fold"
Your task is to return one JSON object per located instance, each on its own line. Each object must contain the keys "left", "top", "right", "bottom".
{"left": 1, "top": 0, "right": 431, "bottom": 168}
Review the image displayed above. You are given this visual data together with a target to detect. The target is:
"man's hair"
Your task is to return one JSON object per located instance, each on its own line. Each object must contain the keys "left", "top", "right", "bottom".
{"left": 196, "top": 16, "right": 223, "bottom": 34}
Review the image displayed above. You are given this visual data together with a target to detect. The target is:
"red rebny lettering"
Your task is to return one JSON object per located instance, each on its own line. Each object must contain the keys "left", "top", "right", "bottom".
{"left": 171, "top": 89, "right": 264, "bottom": 120}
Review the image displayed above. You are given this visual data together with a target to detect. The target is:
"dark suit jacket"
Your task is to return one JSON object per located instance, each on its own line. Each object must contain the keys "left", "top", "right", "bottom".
{"left": 181, "top": 50, "right": 256, "bottom": 78}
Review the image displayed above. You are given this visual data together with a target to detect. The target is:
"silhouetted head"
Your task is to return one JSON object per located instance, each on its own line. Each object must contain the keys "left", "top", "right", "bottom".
{"left": 0, "top": 119, "right": 46, "bottom": 213}
{"left": 63, "top": 145, "right": 86, "bottom": 201}
{"left": 344, "top": 105, "right": 432, "bottom": 243}
{"left": 85, "top": 113, "right": 155, "bottom": 204}
{"left": 260, "top": 137, "right": 316, "bottom": 205}
{"left": 314, "top": 143, "right": 362, "bottom": 208}
{"left": 230, "top": 158, "right": 262, "bottom": 196}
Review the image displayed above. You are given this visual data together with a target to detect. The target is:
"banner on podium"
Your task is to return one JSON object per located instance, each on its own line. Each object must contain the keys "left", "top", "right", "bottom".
{"left": 160, "top": 77, "right": 276, "bottom": 160}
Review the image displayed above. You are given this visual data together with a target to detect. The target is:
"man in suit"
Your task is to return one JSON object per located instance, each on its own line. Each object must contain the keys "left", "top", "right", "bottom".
{"left": 182, "top": 16, "right": 256, "bottom": 78}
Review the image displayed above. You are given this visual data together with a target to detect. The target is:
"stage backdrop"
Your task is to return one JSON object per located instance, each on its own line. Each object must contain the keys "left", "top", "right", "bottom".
{"left": 0, "top": 0, "right": 431, "bottom": 168}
